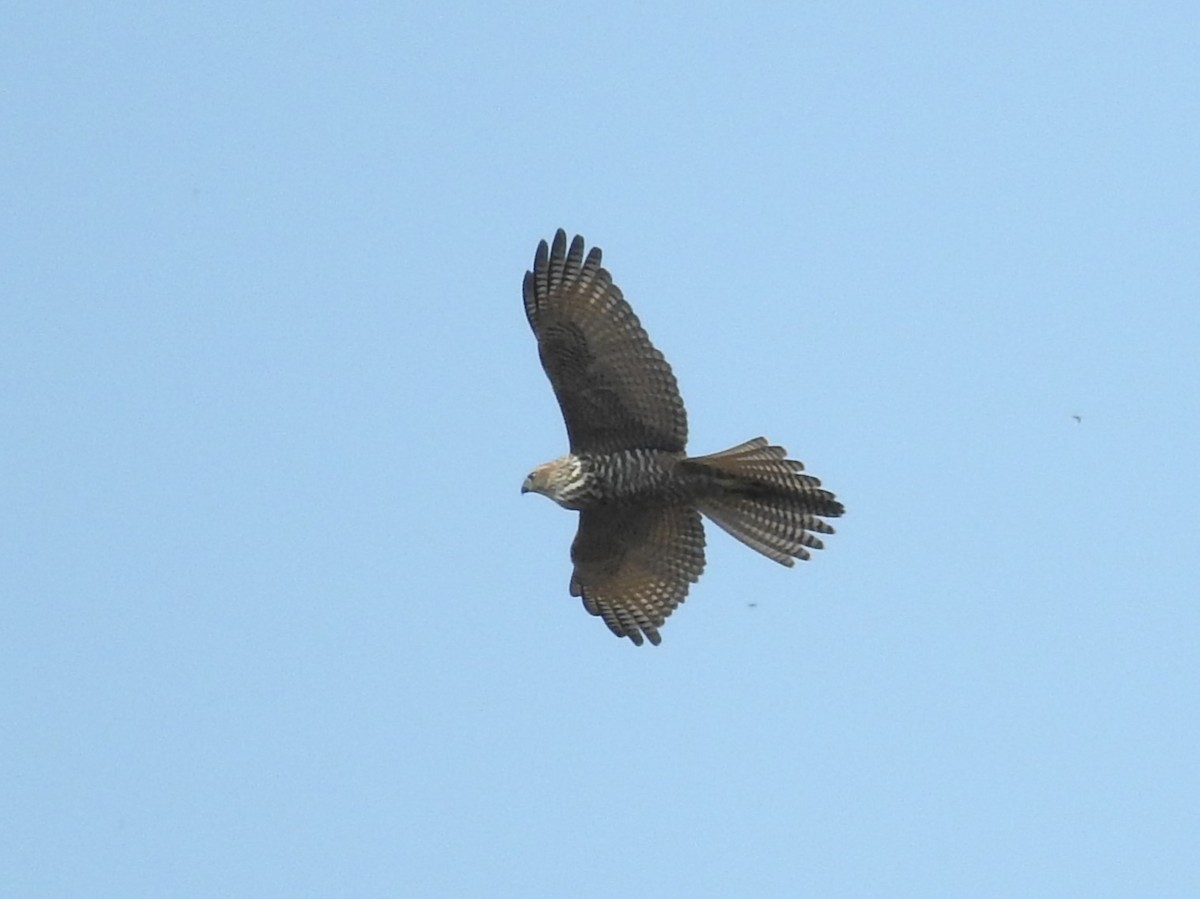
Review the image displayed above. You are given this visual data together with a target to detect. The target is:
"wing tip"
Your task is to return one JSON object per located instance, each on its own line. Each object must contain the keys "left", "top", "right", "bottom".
{"left": 578, "top": 586, "right": 665, "bottom": 647}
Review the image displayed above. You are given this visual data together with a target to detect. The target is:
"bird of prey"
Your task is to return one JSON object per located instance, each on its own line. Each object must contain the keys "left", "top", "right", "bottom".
{"left": 521, "top": 230, "right": 843, "bottom": 645}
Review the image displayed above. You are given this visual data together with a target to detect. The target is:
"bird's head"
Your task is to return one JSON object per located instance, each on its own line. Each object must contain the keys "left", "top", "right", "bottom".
{"left": 521, "top": 454, "right": 586, "bottom": 508}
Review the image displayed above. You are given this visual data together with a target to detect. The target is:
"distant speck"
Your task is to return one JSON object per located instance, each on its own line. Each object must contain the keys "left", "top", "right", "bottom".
{"left": 747, "top": 602, "right": 757, "bottom": 609}
{"left": 1072, "top": 414, "right": 1082, "bottom": 423}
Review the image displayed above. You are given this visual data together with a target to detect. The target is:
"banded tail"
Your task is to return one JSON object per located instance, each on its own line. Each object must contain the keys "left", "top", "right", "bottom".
{"left": 685, "top": 437, "right": 844, "bottom": 566}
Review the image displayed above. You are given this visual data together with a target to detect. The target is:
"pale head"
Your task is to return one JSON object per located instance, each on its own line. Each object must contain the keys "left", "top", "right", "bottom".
{"left": 521, "top": 454, "right": 587, "bottom": 509}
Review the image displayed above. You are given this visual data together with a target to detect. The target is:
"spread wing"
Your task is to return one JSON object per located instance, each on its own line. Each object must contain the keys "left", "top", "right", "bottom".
{"left": 569, "top": 505, "right": 706, "bottom": 646}
{"left": 523, "top": 230, "right": 687, "bottom": 454}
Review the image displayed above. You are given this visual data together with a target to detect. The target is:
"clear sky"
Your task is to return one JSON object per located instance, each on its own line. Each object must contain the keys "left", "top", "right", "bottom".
{"left": 4, "top": 3, "right": 1198, "bottom": 896}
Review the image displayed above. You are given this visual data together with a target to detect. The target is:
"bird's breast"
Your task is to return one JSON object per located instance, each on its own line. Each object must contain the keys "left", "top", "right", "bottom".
{"left": 577, "top": 449, "right": 689, "bottom": 505}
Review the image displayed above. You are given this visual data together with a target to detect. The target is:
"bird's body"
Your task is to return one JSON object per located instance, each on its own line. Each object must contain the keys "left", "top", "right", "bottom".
{"left": 526, "top": 449, "right": 687, "bottom": 510}
{"left": 522, "top": 230, "right": 843, "bottom": 645}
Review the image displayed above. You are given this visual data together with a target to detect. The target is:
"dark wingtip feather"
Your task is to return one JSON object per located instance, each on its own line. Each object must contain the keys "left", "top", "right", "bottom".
{"left": 566, "top": 234, "right": 586, "bottom": 275}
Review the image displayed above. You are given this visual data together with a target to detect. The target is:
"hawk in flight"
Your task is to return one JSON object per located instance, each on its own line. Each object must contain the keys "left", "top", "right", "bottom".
{"left": 522, "top": 230, "right": 843, "bottom": 645}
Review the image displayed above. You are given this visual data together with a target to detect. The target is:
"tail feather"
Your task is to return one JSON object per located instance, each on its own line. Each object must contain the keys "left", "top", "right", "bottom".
{"left": 687, "top": 437, "right": 844, "bottom": 567}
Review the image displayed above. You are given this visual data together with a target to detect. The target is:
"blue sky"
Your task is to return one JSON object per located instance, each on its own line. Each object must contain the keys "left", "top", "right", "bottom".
{"left": 4, "top": 2, "right": 1198, "bottom": 896}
